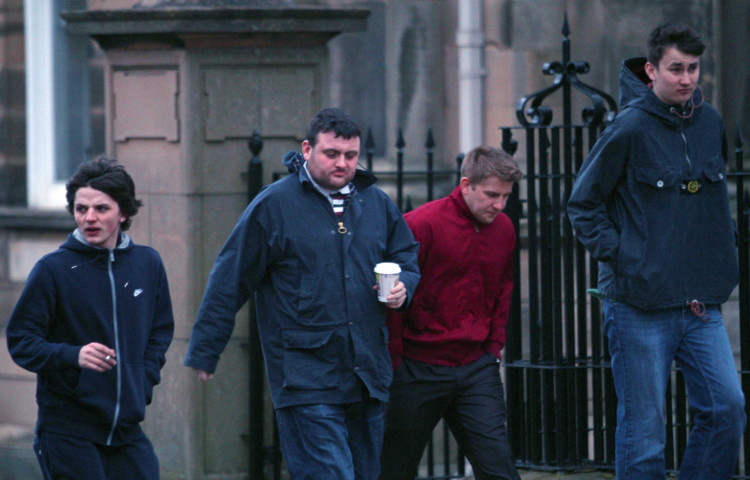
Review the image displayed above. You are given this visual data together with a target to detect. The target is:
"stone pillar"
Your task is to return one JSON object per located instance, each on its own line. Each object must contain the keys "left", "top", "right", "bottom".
{"left": 63, "top": 6, "right": 367, "bottom": 479}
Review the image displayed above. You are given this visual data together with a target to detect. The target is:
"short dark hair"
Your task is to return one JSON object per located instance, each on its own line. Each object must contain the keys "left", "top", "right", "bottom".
{"left": 460, "top": 146, "right": 523, "bottom": 185}
{"left": 305, "top": 108, "right": 362, "bottom": 147}
{"left": 66, "top": 156, "right": 143, "bottom": 231}
{"left": 647, "top": 22, "right": 705, "bottom": 66}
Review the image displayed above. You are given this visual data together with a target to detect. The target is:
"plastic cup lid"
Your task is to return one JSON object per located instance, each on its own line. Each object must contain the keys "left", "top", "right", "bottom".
{"left": 374, "top": 262, "right": 401, "bottom": 274}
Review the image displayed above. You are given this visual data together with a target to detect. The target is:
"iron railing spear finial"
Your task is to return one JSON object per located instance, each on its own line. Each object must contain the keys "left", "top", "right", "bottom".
{"left": 515, "top": 14, "right": 617, "bottom": 127}
{"left": 365, "top": 127, "right": 375, "bottom": 171}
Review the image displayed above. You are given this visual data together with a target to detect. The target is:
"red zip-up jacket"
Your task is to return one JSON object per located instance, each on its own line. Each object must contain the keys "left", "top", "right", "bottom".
{"left": 387, "top": 185, "right": 515, "bottom": 368}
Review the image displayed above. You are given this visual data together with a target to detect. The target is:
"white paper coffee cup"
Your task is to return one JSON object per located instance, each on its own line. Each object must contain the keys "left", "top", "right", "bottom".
{"left": 374, "top": 262, "right": 401, "bottom": 302}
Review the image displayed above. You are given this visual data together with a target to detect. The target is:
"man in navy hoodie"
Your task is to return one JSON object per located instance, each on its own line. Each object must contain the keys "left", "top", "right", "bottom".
{"left": 568, "top": 23, "right": 745, "bottom": 479}
{"left": 6, "top": 157, "right": 174, "bottom": 480}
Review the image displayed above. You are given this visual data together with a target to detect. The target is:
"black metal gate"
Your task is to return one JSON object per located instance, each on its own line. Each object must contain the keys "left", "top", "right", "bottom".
{"left": 501, "top": 16, "right": 618, "bottom": 473}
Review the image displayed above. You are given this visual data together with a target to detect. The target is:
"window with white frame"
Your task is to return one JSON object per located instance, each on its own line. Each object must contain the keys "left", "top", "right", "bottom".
{"left": 25, "top": 0, "right": 98, "bottom": 210}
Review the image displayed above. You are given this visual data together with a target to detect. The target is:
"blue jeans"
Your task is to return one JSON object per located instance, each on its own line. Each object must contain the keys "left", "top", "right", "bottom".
{"left": 603, "top": 299, "right": 745, "bottom": 480}
{"left": 275, "top": 398, "right": 385, "bottom": 480}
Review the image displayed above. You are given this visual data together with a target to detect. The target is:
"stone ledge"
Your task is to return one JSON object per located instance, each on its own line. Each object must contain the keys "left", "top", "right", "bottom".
{"left": 62, "top": 6, "right": 370, "bottom": 49}
{"left": 0, "top": 208, "right": 74, "bottom": 231}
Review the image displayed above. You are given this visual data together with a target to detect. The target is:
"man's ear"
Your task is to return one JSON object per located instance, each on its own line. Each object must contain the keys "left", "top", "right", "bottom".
{"left": 459, "top": 177, "right": 471, "bottom": 195}
{"left": 301, "top": 140, "right": 312, "bottom": 161}
{"left": 644, "top": 61, "right": 656, "bottom": 81}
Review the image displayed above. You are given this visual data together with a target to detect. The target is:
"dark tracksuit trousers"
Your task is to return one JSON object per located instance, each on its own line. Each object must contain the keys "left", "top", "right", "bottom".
{"left": 34, "top": 429, "right": 158, "bottom": 480}
{"left": 380, "top": 354, "right": 520, "bottom": 480}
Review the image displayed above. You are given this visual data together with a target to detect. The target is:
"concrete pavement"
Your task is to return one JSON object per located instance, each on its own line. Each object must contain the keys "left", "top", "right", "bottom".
{"left": 519, "top": 468, "right": 615, "bottom": 480}
{"left": 0, "top": 424, "right": 620, "bottom": 480}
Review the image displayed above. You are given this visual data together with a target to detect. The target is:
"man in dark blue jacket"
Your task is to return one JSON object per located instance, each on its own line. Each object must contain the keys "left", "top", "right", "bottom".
{"left": 568, "top": 22, "right": 745, "bottom": 479}
{"left": 184, "top": 108, "right": 420, "bottom": 480}
{"left": 6, "top": 157, "right": 174, "bottom": 480}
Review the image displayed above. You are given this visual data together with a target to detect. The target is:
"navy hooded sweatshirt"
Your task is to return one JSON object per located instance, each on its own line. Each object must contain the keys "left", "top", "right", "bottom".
{"left": 6, "top": 231, "right": 174, "bottom": 446}
{"left": 567, "top": 57, "right": 738, "bottom": 310}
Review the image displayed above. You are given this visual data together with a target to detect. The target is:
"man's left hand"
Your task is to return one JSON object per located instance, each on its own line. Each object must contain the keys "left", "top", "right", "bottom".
{"left": 374, "top": 280, "right": 407, "bottom": 309}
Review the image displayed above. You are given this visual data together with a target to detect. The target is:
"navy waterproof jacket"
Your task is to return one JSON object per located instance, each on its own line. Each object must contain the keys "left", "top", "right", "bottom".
{"left": 184, "top": 153, "right": 420, "bottom": 409}
{"left": 567, "top": 57, "right": 738, "bottom": 310}
{"left": 6, "top": 231, "right": 174, "bottom": 446}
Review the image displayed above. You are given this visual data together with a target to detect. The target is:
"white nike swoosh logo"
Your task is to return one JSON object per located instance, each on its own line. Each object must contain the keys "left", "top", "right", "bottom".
{"left": 134, "top": 289, "right": 143, "bottom": 297}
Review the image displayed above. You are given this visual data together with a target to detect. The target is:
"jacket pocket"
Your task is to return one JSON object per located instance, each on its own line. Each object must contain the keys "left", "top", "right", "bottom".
{"left": 632, "top": 165, "right": 681, "bottom": 190}
{"left": 117, "top": 361, "right": 147, "bottom": 425}
{"left": 616, "top": 166, "right": 681, "bottom": 280}
{"left": 71, "top": 368, "right": 115, "bottom": 419}
{"left": 53, "top": 366, "right": 81, "bottom": 395}
{"left": 280, "top": 327, "right": 339, "bottom": 391}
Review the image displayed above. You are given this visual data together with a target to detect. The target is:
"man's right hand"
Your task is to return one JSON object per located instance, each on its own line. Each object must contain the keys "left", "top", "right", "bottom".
{"left": 193, "top": 369, "right": 214, "bottom": 382}
{"left": 78, "top": 342, "right": 116, "bottom": 372}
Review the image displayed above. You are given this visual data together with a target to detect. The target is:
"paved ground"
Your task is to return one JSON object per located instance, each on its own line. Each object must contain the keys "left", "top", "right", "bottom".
{"left": 449, "top": 464, "right": 616, "bottom": 480}
{"left": 0, "top": 424, "right": 630, "bottom": 480}
{"left": 0, "top": 424, "right": 39, "bottom": 480}
{"left": 519, "top": 469, "right": 615, "bottom": 480}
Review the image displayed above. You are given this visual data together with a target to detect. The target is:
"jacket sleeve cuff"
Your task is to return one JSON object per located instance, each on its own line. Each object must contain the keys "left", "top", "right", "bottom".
{"left": 183, "top": 355, "right": 217, "bottom": 375}
{"left": 394, "top": 290, "right": 414, "bottom": 312}
{"left": 59, "top": 344, "right": 82, "bottom": 368}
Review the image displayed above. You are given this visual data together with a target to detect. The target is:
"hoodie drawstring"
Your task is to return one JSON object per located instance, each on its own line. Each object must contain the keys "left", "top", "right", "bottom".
{"left": 671, "top": 85, "right": 704, "bottom": 120}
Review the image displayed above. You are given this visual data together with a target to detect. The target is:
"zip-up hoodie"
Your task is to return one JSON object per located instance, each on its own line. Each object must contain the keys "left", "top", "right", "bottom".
{"left": 567, "top": 57, "right": 738, "bottom": 309}
{"left": 6, "top": 231, "right": 174, "bottom": 446}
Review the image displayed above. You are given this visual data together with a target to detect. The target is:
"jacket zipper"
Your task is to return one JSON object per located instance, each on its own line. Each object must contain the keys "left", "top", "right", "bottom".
{"left": 105, "top": 249, "right": 122, "bottom": 446}
{"left": 327, "top": 191, "right": 351, "bottom": 234}
{"left": 680, "top": 119, "right": 692, "bottom": 174}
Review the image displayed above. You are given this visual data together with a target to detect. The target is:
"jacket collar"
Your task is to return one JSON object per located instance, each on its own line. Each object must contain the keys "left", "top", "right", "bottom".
{"left": 449, "top": 185, "right": 477, "bottom": 222}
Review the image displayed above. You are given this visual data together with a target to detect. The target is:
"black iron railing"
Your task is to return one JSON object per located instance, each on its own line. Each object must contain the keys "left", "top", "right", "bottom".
{"left": 505, "top": 13, "right": 617, "bottom": 472}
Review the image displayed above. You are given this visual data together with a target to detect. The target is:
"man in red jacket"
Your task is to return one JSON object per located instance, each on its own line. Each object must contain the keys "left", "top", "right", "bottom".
{"left": 380, "top": 145, "right": 523, "bottom": 480}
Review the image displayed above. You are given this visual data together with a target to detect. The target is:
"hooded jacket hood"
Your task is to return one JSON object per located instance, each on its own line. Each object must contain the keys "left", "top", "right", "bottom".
{"left": 620, "top": 57, "right": 704, "bottom": 127}
{"left": 70, "top": 229, "right": 132, "bottom": 253}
